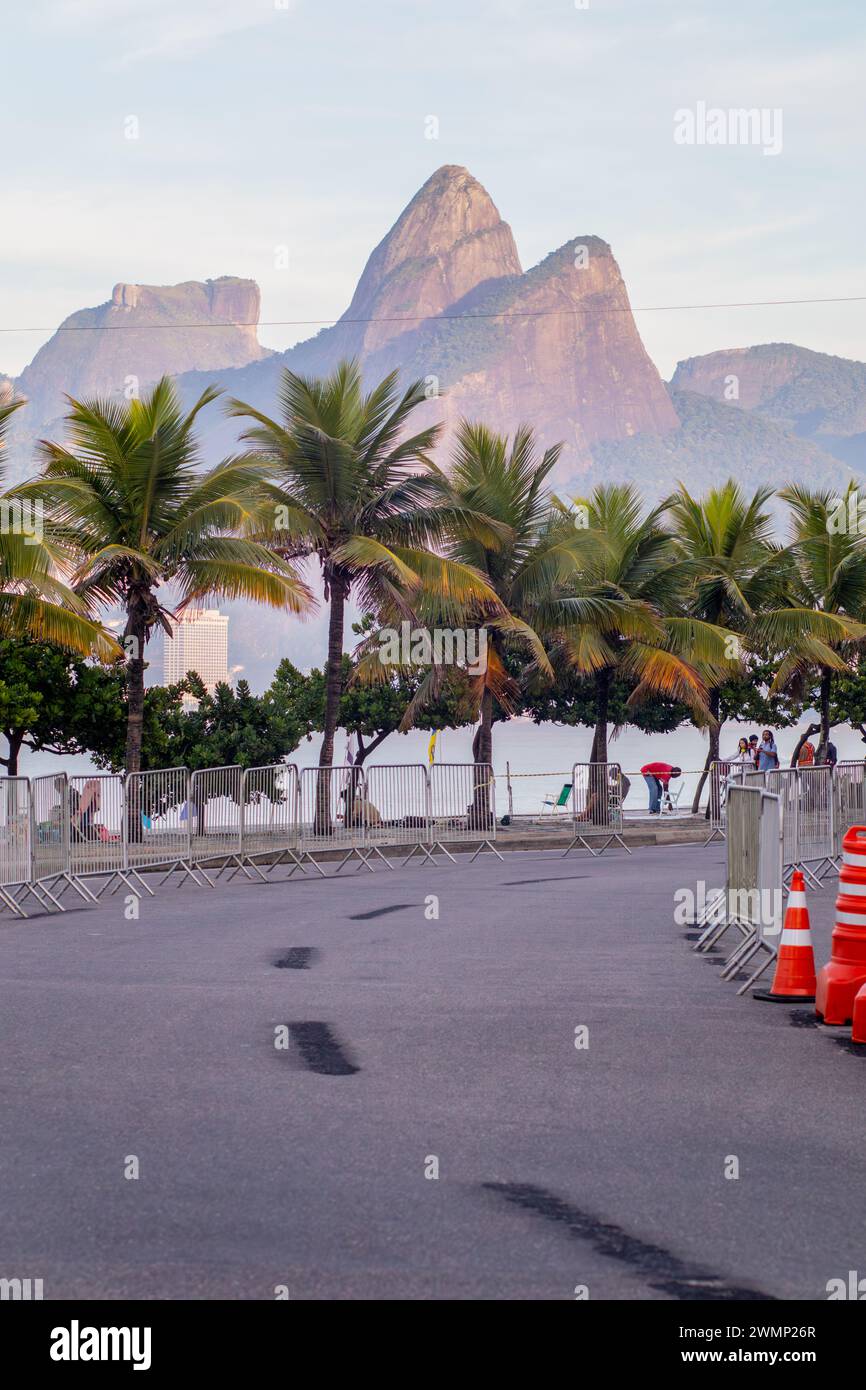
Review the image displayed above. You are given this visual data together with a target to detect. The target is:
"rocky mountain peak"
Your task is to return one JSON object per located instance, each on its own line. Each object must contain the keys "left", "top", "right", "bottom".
{"left": 335, "top": 165, "right": 522, "bottom": 356}
{"left": 15, "top": 277, "right": 268, "bottom": 440}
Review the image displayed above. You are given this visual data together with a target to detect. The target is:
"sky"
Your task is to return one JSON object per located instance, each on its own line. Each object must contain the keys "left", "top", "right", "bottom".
{"left": 2, "top": 0, "right": 865, "bottom": 380}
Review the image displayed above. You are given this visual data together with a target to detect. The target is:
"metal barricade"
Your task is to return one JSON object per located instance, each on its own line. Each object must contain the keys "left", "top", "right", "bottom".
{"left": 0, "top": 777, "right": 33, "bottom": 918}
{"left": 834, "top": 761, "right": 866, "bottom": 857}
{"left": 696, "top": 783, "right": 783, "bottom": 995}
{"left": 720, "top": 786, "right": 784, "bottom": 994}
{"left": 793, "top": 765, "right": 834, "bottom": 878}
{"left": 188, "top": 765, "right": 243, "bottom": 883}
{"left": 67, "top": 773, "right": 135, "bottom": 897}
{"left": 705, "top": 761, "right": 727, "bottom": 844}
{"left": 428, "top": 762, "right": 501, "bottom": 862}
{"left": 297, "top": 765, "right": 374, "bottom": 871}
{"left": 704, "top": 760, "right": 750, "bottom": 846}
{"left": 241, "top": 763, "right": 308, "bottom": 877}
{"left": 363, "top": 763, "right": 430, "bottom": 867}
{"left": 564, "top": 762, "right": 628, "bottom": 857}
{"left": 124, "top": 767, "right": 198, "bottom": 885}
{"left": 29, "top": 772, "right": 96, "bottom": 908}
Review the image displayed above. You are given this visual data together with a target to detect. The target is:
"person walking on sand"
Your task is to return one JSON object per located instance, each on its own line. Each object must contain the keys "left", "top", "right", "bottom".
{"left": 640, "top": 762, "right": 681, "bottom": 815}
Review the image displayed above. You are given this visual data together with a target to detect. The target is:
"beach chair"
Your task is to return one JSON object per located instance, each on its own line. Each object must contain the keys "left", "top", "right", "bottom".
{"left": 661, "top": 781, "right": 684, "bottom": 815}
{"left": 541, "top": 783, "right": 572, "bottom": 815}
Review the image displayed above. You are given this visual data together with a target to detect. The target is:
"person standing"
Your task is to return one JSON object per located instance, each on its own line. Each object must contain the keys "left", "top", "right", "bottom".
{"left": 757, "top": 730, "right": 779, "bottom": 772}
{"left": 726, "top": 738, "right": 752, "bottom": 765}
{"left": 797, "top": 739, "right": 815, "bottom": 767}
{"left": 818, "top": 738, "right": 838, "bottom": 769}
{"left": 640, "top": 762, "right": 681, "bottom": 815}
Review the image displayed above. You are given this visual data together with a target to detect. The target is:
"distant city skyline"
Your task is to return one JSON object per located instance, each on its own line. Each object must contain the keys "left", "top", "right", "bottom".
{"left": 162, "top": 608, "right": 230, "bottom": 706}
{"left": 3, "top": 0, "right": 865, "bottom": 383}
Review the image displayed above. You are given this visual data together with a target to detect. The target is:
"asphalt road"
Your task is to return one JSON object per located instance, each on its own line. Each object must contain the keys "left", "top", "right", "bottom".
{"left": 1, "top": 843, "right": 863, "bottom": 1301}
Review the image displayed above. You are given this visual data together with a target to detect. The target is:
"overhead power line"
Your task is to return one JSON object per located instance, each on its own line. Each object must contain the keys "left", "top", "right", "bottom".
{"left": 0, "top": 293, "right": 864, "bottom": 336}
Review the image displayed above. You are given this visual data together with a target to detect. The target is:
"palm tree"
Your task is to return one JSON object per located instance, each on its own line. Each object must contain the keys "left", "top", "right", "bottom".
{"left": 667, "top": 480, "right": 778, "bottom": 809}
{"left": 768, "top": 483, "right": 866, "bottom": 757}
{"left": 559, "top": 483, "right": 737, "bottom": 765}
{"left": 24, "top": 378, "right": 312, "bottom": 774}
{"left": 227, "top": 361, "right": 502, "bottom": 773}
{"left": 397, "top": 420, "right": 597, "bottom": 783}
{"left": 1, "top": 392, "right": 118, "bottom": 661}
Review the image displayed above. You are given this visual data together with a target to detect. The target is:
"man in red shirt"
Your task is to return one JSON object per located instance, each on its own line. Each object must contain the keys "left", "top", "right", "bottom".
{"left": 641, "top": 762, "right": 682, "bottom": 815}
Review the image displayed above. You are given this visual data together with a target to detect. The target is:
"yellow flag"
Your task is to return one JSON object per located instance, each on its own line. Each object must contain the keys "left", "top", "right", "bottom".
{"left": 428, "top": 731, "right": 437, "bottom": 765}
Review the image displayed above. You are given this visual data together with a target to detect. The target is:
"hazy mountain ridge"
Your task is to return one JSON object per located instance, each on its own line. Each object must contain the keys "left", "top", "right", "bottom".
{"left": 670, "top": 343, "right": 866, "bottom": 470}
{"left": 590, "top": 388, "right": 855, "bottom": 502}
{"left": 6, "top": 168, "right": 866, "bottom": 686}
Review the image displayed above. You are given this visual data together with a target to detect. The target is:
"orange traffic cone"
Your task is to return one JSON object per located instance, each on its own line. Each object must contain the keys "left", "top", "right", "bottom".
{"left": 754, "top": 869, "right": 816, "bottom": 1002}
{"left": 852, "top": 982, "right": 866, "bottom": 1044}
{"left": 816, "top": 826, "right": 866, "bottom": 1024}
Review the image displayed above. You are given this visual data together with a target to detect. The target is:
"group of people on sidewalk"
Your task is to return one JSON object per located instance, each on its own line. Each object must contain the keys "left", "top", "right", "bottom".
{"left": 723, "top": 726, "right": 838, "bottom": 773}
{"left": 639, "top": 726, "right": 841, "bottom": 815}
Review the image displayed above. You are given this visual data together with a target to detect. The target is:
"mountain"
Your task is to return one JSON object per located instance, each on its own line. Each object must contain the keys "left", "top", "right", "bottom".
{"left": 670, "top": 343, "right": 866, "bottom": 471}
{"left": 9, "top": 168, "right": 866, "bottom": 683}
{"left": 4, "top": 277, "right": 269, "bottom": 484}
{"left": 591, "top": 388, "right": 854, "bottom": 503}
{"left": 329, "top": 164, "right": 522, "bottom": 359}
{"left": 177, "top": 165, "right": 679, "bottom": 483}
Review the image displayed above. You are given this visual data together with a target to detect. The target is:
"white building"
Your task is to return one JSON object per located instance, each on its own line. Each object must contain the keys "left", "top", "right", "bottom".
{"left": 163, "top": 609, "right": 230, "bottom": 708}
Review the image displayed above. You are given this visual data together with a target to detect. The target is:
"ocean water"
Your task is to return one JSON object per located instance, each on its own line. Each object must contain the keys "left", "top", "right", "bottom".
{"left": 17, "top": 712, "right": 865, "bottom": 817}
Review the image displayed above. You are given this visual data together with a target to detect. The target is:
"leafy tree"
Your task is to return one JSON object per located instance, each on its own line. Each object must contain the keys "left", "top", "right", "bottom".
{"left": 768, "top": 483, "right": 866, "bottom": 759}
{"left": 0, "top": 637, "right": 129, "bottom": 774}
{"left": 227, "top": 361, "right": 501, "bottom": 782}
{"left": 166, "top": 676, "right": 309, "bottom": 771}
{"left": 0, "top": 394, "right": 117, "bottom": 660}
{"left": 274, "top": 651, "right": 475, "bottom": 767}
{"left": 523, "top": 667, "right": 691, "bottom": 737}
{"left": 391, "top": 421, "right": 594, "bottom": 780}
{"left": 667, "top": 480, "right": 780, "bottom": 807}
{"left": 559, "top": 483, "right": 736, "bottom": 764}
{"left": 24, "top": 377, "right": 311, "bottom": 775}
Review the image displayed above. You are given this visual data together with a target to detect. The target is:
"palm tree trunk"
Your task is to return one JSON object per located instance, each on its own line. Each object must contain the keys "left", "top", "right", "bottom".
{"left": 471, "top": 686, "right": 495, "bottom": 830}
{"left": 693, "top": 686, "right": 720, "bottom": 815}
{"left": 318, "top": 569, "right": 347, "bottom": 768}
{"left": 591, "top": 669, "right": 611, "bottom": 764}
{"left": 819, "top": 668, "right": 832, "bottom": 755}
{"left": 316, "top": 568, "right": 348, "bottom": 835}
{"left": 124, "top": 593, "right": 148, "bottom": 777}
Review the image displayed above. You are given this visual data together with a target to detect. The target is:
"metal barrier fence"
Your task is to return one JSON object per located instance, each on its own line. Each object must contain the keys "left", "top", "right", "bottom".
{"left": 124, "top": 767, "right": 196, "bottom": 885}
{"left": 790, "top": 765, "right": 835, "bottom": 876}
{"left": 1, "top": 759, "right": 515, "bottom": 913}
{"left": 834, "top": 760, "right": 866, "bottom": 855}
{"left": 363, "top": 764, "right": 430, "bottom": 865}
{"left": 704, "top": 761, "right": 751, "bottom": 845}
{"left": 189, "top": 765, "right": 243, "bottom": 882}
{"left": 297, "top": 764, "right": 377, "bottom": 870}
{"left": 741, "top": 765, "right": 834, "bottom": 888}
{"left": 564, "top": 762, "right": 628, "bottom": 856}
{"left": 241, "top": 763, "right": 305, "bottom": 876}
{"left": 68, "top": 773, "right": 129, "bottom": 896}
{"left": 695, "top": 783, "right": 783, "bottom": 995}
{"left": 30, "top": 772, "right": 97, "bottom": 908}
{"left": 428, "top": 762, "right": 500, "bottom": 862}
{"left": 0, "top": 777, "right": 32, "bottom": 917}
